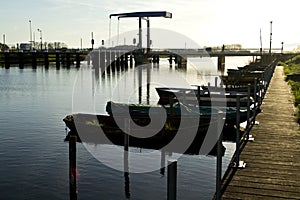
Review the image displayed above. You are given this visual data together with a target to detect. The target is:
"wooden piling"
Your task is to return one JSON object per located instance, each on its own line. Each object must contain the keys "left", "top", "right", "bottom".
{"left": 76, "top": 52, "right": 80, "bottom": 68}
{"left": 124, "top": 118, "right": 130, "bottom": 199}
{"left": 44, "top": 52, "right": 49, "bottom": 69}
{"left": 116, "top": 50, "right": 120, "bottom": 71}
{"left": 32, "top": 52, "right": 37, "bottom": 69}
{"left": 91, "top": 51, "right": 99, "bottom": 69}
{"left": 87, "top": 54, "right": 91, "bottom": 66}
{"left": 111, "top": 51, "right": 116, "bottom": 72}
{"left": 66, "top": 52, "right": 71, "bottom": 68}
{"left": 160, "top": 150, "right": 166, "bottom": 176}
{"left": 106, "top": 50, "right": 111, "bottom": 72}
{"left": 124, "top": 171, "right": 130, "bottom": 198}
{"left": 120, "top": 54, "right": 125, "bottom": 71}
{"left": 138, "top": 66, "right": 142, "bottom": 104}
{"left": 56, "top": 52, "right": 60, "bottom": 69}
{"left": 217, "top": 55, "right": 225, "bottom": 74}
{"left": 168, "top": 55, "right": 172, "bottom": 65}
{"left": 177, "top": 56, "right": 187, "bottom": 69}
{"left": 18, "top": 51, "right": 24, "bottom": 69}
{"left": 69, "top": 135, "right": 77, "bottom": 200}
{"left": 174, "top": 55, "right": 178, "bottom": 65}
{"left": 100, "top": 50, "right": 106, "bottom": 73}
{"left": 124, "top": 53, "right": 129, "bottom": 69}
{"left": 167, "top": 160, "right": 177, "bottom": 200}
{"left": 129, "top": 53, "right": 133, "bottom": 68}
{"left": 4, "top": 52, "right": 10, "bottom": 69}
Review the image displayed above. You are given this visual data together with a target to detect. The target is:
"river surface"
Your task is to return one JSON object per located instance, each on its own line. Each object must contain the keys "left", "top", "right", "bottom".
{"left": 0, "top": 57, "right": 249, "bottom": 199}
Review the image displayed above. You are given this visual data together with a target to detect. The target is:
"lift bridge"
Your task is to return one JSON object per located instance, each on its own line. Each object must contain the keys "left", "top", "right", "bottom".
{"left": 109, "top": 11, "right": 172, "bottom": 52}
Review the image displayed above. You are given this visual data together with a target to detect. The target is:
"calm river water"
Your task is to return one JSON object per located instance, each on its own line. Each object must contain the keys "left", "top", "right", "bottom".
{"left": 0, "top": 56, "right": 249, "bottom": 199}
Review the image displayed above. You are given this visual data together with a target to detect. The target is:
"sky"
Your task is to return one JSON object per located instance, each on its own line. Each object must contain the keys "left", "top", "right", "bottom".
{"left": 1, "top": 0, "right": 300, "bottom": 50}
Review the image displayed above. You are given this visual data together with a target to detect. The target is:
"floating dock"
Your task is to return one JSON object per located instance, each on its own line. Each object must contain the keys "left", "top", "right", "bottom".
{"left": 221, "top": 66, "right": 300, "bottom": 199}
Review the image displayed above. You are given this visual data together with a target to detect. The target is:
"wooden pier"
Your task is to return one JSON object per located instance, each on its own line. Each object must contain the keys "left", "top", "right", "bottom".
{"left": 0, "top": 50, "right": 88, "bottom": 69}
{"left": 221, "top": 66, "right": 300, "bottom": 199}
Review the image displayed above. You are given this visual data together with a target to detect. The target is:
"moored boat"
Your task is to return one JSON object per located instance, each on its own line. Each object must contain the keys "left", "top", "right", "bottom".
{"left": 63, "top": 112, "right": 223, "bottom": 155}
{"left": 64, "top": 100, "right": 247, "bottom": 156}
{"left": 155, "top": 86, "right": 254, "bottom": 107}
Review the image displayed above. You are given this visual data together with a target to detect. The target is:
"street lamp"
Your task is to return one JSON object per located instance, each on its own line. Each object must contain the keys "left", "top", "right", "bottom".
{"left": 37, "top": 28, "right": 42, "bottom": 51}
{"left": 29, "top": 20, "right": 32, "bottom": 50}
{"left": 269, "top": 21, "right": 273, "bottom": 54}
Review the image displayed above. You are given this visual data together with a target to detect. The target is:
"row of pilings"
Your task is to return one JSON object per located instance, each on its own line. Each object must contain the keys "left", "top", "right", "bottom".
{"left": 0, "top": 49, "right": 189, "bottom": 70}
{"left": 0, "top": 51, "right": 87, "bottom": 69}
{"left": 90, "top": 49, "right": 188, "bottom": 74}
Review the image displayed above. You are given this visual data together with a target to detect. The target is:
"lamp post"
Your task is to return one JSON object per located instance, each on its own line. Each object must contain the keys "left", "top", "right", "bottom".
{"left": 91, "top": 32, "right": 94, "bottom": 50}
{"left": 281, "top": 42, "right": 284, "bottom": 54}
{"left": 29, "top": 20, "right": 32, "bottom": 50}
{"left": 269, "top": 21, "right": 272, "bottom": 54}
{"left": 37, "top": 28, "right": 42, "bottom": 51}
{"left": 3, "top": 34, "right": 5, "bottom": 45}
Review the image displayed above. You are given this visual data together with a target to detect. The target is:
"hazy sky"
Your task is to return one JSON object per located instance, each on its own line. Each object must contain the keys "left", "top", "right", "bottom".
{"left": 1, "top": 0, "right": 299, "bottom": 50}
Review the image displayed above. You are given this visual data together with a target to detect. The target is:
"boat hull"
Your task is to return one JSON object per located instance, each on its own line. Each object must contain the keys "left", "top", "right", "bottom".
{"left": 63, "top": 112, "right": 225, "bottom": 156}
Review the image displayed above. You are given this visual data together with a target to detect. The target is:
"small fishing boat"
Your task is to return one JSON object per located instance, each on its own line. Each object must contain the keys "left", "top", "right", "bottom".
{"left": 238, "top": 64, "right": 268, "bottom": 72}
{"left": 155, "top": 86, "right": 254, "bottom": 107}
{"left": 63, "top": 113, "right": 222, "bottom": 156}
{"left": 64, "top": 100, "right": 254, "bottom": 155}
{"left": 220, "top": 75, "right": 264, "bottom": 87}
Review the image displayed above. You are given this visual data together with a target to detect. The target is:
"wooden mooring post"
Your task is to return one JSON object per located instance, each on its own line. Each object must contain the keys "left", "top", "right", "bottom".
{"left": 168, "top": 55, "right": 172, "bottom": 66}
{"left": 106, "top": 50, "right": 111, "bottom": 72}
{"left": 123, "top": 119, "right": 131, "bottom": 198}
{"left": 167, "top": 160, "right": 177, "bottom": 200}
{"left": 100, "top": 50, "right": 106, "bottom": 74}
{"left": 116, "top": 50, "right": 121, "bottom": 71}
{"left": 76, "top": 52, "right": 80, "bottom": 68}
{"left": 18, "top": 51, "right": 24, "bottom": 69}
{"left": 4, "top": 52, "right": 10, "bottom": 69}
{"left": 44, "top": 52, "right": 49, "bottom": 69}
{"left": 87, "top": 54, "right": 91, "bottom": 65}
{"left": 32, "top": 52, "right": 37, "bottom": 69}
{"left": 111, "top": 51, "right": 116, "bottom": 72}
{"left": 160, "top": 150, "right": 166, "bottom": 176}
{"left": 124, "top": 53, "right": 129, "bottom": 69}
{"left": 217, "top": 55, "right": 225, "bottom": 74}
{"left": 66, "top": 52, "right": 71, "bottom": 68}
{"left": 69, "top": 135, "right": 77, "bottom": 200}
{"left": 129, "top": 53, "right": 133, "bottom": 68}
{"left": 56, "top": 52, "right": 60, "bottom": 69}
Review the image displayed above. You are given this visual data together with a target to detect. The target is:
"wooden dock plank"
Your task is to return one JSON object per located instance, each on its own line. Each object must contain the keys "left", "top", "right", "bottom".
{"left": 222, "top": 66, "right": 300, "bottom": 199}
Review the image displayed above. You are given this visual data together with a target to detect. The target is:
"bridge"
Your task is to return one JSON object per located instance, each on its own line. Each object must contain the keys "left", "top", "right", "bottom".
{"left": 0, "top": 48, "right": 296, "bottom": 71}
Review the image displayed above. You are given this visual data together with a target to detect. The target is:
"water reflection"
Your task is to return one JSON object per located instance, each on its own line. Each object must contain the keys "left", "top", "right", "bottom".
{"left": 68, "top": 53, "right": 233, "bottom": 199}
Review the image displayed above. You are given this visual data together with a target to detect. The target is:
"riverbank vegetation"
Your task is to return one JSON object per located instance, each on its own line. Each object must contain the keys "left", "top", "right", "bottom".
{"left": 279, "top": 55, "right": 300, "bottom": 122}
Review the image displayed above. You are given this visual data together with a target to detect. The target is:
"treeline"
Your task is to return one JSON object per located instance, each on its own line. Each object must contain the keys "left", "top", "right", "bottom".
{"left": 0, "top": 43, "right": 9, "bottom": 51}
{"left": 0, "top": 42, "right": 68, "bottom": 51}
{"left": 20, "top": 42, "right": 68, "bottom": 50}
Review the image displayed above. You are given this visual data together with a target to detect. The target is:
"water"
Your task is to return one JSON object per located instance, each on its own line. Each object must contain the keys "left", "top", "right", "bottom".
{"left": 0, "top": 57, "right": 248, "bottom": 199}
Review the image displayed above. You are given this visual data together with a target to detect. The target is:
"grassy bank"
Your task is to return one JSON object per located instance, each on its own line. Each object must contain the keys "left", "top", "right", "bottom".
{"left": 279, "top": 55, "right": 300, "bottom": 122}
